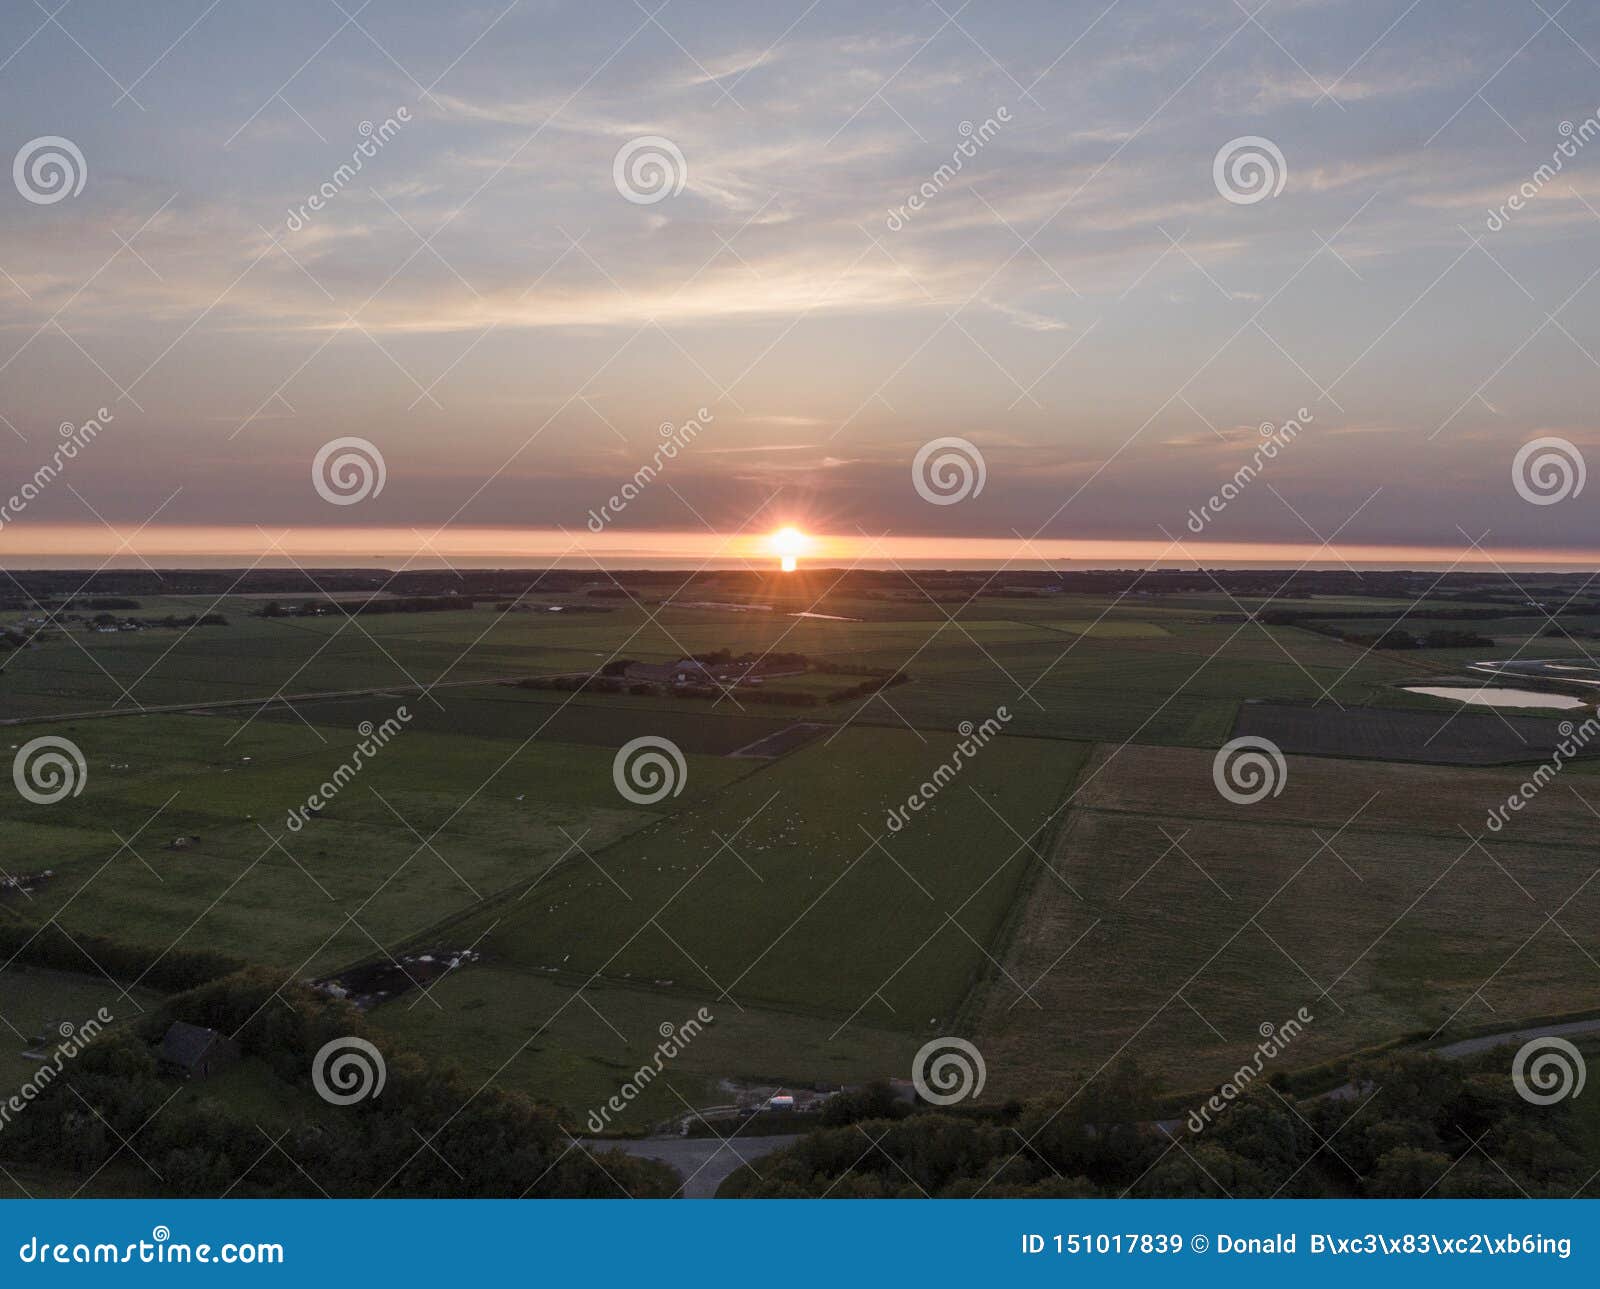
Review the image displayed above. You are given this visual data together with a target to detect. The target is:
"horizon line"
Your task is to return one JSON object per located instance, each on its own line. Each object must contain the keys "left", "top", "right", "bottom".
{"left": 4, "top": 523, "right": 1600, "bottom": 574}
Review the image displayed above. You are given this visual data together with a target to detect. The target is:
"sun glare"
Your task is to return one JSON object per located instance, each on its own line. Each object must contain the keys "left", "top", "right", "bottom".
{"left": 771, "top": 526, "right": 808, "bottom": 572}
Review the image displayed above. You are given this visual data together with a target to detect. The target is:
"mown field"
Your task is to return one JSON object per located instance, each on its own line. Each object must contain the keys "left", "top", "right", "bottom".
{"left": 974, "top": 743, "right": 1600, "bottom": 1099}
{"left": 3, "top": 580, "right": 1597, "bottom": 1142}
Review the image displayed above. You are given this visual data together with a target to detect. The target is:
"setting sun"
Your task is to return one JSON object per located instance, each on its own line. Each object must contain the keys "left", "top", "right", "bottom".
{"left": 770, "top": 526, "right": 809, "bottom": 572}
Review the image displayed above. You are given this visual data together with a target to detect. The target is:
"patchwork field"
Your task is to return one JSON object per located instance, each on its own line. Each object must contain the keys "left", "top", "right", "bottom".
{"left": 4, "top": 577, "right": 1599, "bottom": 1143}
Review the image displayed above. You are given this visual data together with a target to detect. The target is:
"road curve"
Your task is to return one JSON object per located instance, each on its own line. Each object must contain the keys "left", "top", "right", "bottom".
{"left": 587, "top": 1133, "right": 800, "bottom": 1199}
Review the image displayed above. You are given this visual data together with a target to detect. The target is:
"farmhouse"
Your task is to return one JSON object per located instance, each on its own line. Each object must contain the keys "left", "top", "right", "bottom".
{"left": 623, "top": 655, "right": 811, "bottom": 687}
{"left": 157, "top": 1022, "right": 240, "bottom": 1081}
{"left": 625, "top": 659, "right": 717, "bottom": 686}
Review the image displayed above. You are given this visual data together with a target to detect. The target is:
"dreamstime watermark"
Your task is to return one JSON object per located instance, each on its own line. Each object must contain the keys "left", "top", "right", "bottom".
{"left": 1185, "top": 1007, "right": 1313, "bottom": 1133}
{"left": 13, "top": 135, "right": 86, "bottom": 205}
{"left": 1511, "top": 435, "right": 1584, "bottom": 506}
{"left": 1184, "top": 408, "right": 1312, "bottom": 534}
{"left": 586, "top": 408, "right": 712, "bottom": 532}
{"left": 312, "top": 436, "right": 387, "bottom": 505}
{"left": 613, "top": 135, "right": 687, "bottom": 204}
{"left": 311, "top": 1036, "right": 387, "bottom": 1105}
{"left": 285, "top": 708, "right": 411, "bottom": 832}
{"left": 912, "top": 436, "right": 986, "bottom": 505}
{"left": 885, "top": 706, "right": 1010, "bottom": 833}
{"left": 17, "top": 1227, "right": 284, "bottom": 1265}
{"left": 911, "top": 1036, "right": 986, "bottom": 1105}
{"left": 584, "top": 1009, "right": 714, "bottom": 1133}
{"left": 885, "top": 107, "right": 1011, "bottom": 231}
{"left": 285, "top": 109, "right": 411, "bottom": 231}
{"left": 1485, "top": 714, "right": 1600, "bottom": 833}
{"left": 0, "top": 1009, "right": 112, "bottom": 1133}
{"left": 12, "top": 736, "right": 87, "bottom": 805}
{"left": 612, "top": 735, "right": 687, "bottom": 805}
{"left": 1511, "top": 1035, "right": 1586, "bottom": 1105}
{"left": 1213, "top": 135, "right": 1287, "bottom": 205}
{"left": 1212, "top": 735, "right": 1286, "bottom": 805}
{"left": 1486, "top": 110, "right": 1600, "bottom": 231}
{"left": 0, "top": 407, "right": 113, "bottom": 533}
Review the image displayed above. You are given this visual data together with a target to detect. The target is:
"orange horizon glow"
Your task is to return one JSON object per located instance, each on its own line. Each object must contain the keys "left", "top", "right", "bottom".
{"left": 4, "top": 523, "right": 1600, "bottom": 570}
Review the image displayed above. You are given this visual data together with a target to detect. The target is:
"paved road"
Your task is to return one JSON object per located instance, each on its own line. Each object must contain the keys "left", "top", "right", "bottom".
{"left": 1315, "top": 1017, "right": 1600, "bottom": 1103}
{"left": 1432, "top": 1016, "right": 1600, "bottom": 1059}
{"left": 1156, "top": 1017, "right": 1600, "bottom": 1126}
{"left": 588, "top": 1134, "right": 800, "bottom": 1198}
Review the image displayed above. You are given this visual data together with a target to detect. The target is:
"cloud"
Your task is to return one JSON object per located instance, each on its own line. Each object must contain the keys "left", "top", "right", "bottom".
{"left": 1159, "top": 425, "right": 1264, "bottom": 449}
{"left": 696, "top": 441, "right": 817, "bottom": 454}
{"left": 1232, "top": 59, "right": 1471, "bottom": 113}
{"left": 982, "top": 299, "right": 1071, "bottom": 331}
{"left": 3, "top": 0, "right": 1597, "bottom": 553}
{"left": 680, "top": 47, "right": 781, "bottom": 87}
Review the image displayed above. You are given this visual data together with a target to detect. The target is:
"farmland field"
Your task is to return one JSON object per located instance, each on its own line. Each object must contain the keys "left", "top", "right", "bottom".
{"left": 454, "top": 726, "right": 1090, "bottom": 1024}
{"left": 1233, "top": 700, "right": 1580, "bottom": 763}
{"left": 4, "top": 574, "right": 1599, "bottom": 1148}
{"left": 974, "top": 743, "right": 1600, "bottom": 1099}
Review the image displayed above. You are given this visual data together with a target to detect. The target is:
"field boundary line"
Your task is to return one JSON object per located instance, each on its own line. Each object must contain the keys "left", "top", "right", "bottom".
{"left": 950, "top": 745, "right": 1098, "bottom": 1036}
{"left": 320, "top": 729, "right": 803, "bottom": 979}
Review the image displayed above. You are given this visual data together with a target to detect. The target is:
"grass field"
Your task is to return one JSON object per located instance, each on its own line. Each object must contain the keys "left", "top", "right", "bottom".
{"left": 371, "top": 968, "right": 910, "bottom": 1131}
{"left": 449, "top": 726, "right": 1089, "bottom": 1026}
{"left": 974, "top": 743, "right": 1600, "bottom": 1098}
{"left": 4, "top": 712, "right": 753, "bottom": 976}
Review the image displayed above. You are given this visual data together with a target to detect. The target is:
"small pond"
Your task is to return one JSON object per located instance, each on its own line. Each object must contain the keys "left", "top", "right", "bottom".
{"left": 1401, "top": 684, "right": 1586, "bottom": 711}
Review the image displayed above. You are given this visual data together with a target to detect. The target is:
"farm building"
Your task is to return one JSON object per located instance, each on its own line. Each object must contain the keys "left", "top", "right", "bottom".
{"left": 625, "top": 657, "right": 809, "bottom": 687}
{"left": 157, "top": 1022, "right": 240, "bottom": 1081}
{"left": 625, "top": 659, "right": 718, "bottom": 685}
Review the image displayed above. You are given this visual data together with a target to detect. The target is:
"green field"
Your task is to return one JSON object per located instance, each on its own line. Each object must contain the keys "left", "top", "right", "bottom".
{"left": 454, "top": 726, "right": 1088, "bottom": 1023}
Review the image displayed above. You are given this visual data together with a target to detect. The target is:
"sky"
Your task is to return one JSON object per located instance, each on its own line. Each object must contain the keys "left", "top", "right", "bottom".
{"left": 2, "top": 0, "right": 1600, "bottom": 569}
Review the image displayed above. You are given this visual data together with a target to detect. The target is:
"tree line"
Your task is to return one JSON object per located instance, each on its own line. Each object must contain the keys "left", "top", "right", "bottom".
{"left": 722, "top": 1052, "right": 1595, "bottom": 1198}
